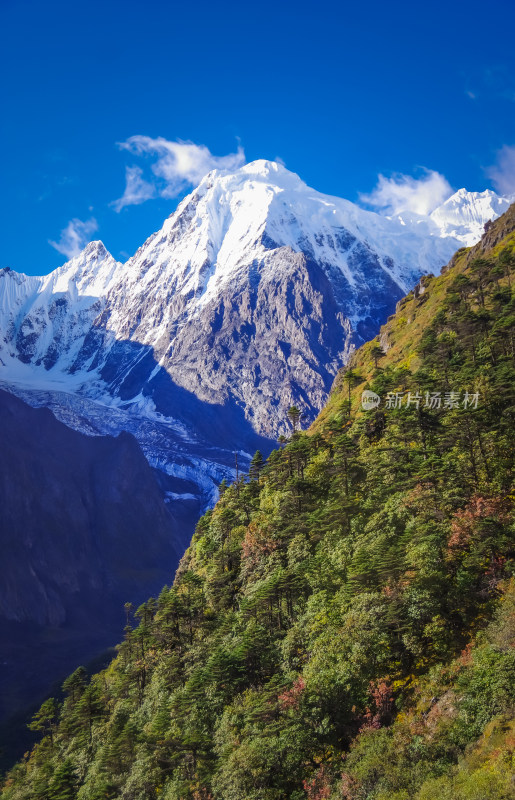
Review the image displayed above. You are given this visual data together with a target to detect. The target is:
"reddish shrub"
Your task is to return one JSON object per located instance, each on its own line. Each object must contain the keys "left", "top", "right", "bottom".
{"left": 340, "top": 772, "right": 360, "bottom": 800}
{"left": 278, "top": 675, "right": 306, "bottom": 710}
{"left": 241, "top": 522, "right": 277, "bottom": 569}
{"left": 448, "top": 495, "right": 509, "bottom": 551}
{"left": 303, "top": 765, "right": 331, "bottom": 799}
{"left": 192, "top": 789, "right": 214, "bottom": 800}
{"left": 361, "top": 678, "right": 394, "bottom": 731}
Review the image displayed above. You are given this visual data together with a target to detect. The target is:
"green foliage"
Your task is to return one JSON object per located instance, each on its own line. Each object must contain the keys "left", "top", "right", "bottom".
{"left": 2, "top": 224, "right": 515, "bottom": 799}
{"left": 27, "top": 699, "right": 60, "bottom": 746}
{"left": 47, "top": 760, "right": 77, "bottom": 800}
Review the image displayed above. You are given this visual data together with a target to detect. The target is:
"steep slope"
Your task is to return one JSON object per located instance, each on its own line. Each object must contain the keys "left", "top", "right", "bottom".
{"left": 4, "top": 201, "right": 514, "bottom": 798}
{"left": 0, "top": 389, "right": 183, "bottom": 766}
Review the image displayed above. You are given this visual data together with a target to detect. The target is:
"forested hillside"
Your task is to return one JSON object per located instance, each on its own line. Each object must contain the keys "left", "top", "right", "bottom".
{"left": 2, "top": 208, "right": 515, "bottom": 800}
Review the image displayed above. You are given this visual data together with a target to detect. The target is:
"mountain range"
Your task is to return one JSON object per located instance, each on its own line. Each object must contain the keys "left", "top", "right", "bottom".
{"left": 0, "top": 160, "right": 513, "bottom": 781}
{"left": 0, "top": 161, "right": 511, "bottom": 510}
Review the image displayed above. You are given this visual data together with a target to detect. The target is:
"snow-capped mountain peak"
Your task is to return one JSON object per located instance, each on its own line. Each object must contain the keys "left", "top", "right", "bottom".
{"left": 1, "top": 159, "right": 513, "bottom": 445}
{"left": 430, "top": 188, "right": 511, "bottom": 246}
{"left": 112, "top": 160, "right": 472, "bottom": 325}
{"left": 0, "top": 241, "right": 121, "bottom": 374}
{"left": 43, "top": 240, "right": 121, "bottom": 298}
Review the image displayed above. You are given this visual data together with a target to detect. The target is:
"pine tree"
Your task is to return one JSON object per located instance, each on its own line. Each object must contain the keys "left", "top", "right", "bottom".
{"left": 287, "top": 406, "right": 301, "bottom": 432}
{"left": 370, "top": 344, "right": 385, "bottom": 368}
{"left": 62, "top": 666, "right": 87, "bottom": 704}
{"left": 48, "top": 759, "right": 77, "bottom": 800}
{"left": 28, "top": 697, "right": 60, "bottom": 745}
{"left": 342, "top": 368, "right": 361, "bottom": 416}
{"left": 249, "top": 450, "right": 264, "bottom": 480}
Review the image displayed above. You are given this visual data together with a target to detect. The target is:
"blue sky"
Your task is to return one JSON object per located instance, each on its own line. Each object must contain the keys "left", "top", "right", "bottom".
{"left": 1, "top": 0, "right": 514, "bottom": 275}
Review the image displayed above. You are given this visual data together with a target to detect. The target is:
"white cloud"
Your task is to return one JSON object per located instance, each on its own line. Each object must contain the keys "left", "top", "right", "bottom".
{"left": 111, "top": 166, "right": 156, "bottom": 212}
{"left": 49, "top": 217, "right": 98, "bottom": 259}
{"left": 359, "top": 169, "right": 453, "bottom": 216}
{"left": 112, "top": 137, "right": 246, "bottom": 210}
{"left": 486, "top": 145, "right": 515, "bottom": 197}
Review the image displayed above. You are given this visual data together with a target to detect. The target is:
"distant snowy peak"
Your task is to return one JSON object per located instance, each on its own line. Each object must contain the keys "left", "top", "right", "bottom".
{"left": 430, "top": 188, "right": 512, "bottom": 247}
{"left": 42, "top": 241, "right": 121, "bottom": 298}
{"left": 0, "top": 241, "right": 120, "bottom": 372}
{"left": 0, "top": 240, "right": 119, "bottom": 308}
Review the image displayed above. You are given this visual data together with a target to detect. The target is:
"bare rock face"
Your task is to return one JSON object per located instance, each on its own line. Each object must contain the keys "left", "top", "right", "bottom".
{"left": 132, "top": 247, "right": 400, "bottom": 438}
{"left": 77, "top": 243, "right": 398, "bottom": 441}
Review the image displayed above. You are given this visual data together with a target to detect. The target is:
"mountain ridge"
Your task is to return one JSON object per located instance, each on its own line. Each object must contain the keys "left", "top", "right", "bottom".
{"left": 1, "top": 162, "right": 509, "bottom": 421}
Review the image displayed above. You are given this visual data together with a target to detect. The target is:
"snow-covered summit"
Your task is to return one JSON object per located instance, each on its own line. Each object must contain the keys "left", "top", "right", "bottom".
{"left": 0, "top": 241, "right": 120, "bottom": 374}
{"left": 41, "top": 240, "right": 121, "bottom": 298}
{"left": 111, "top": 159, "right": 476, "bottom": 327}
{"left": 430, "top": 188, "right": 512, "bottom": 246}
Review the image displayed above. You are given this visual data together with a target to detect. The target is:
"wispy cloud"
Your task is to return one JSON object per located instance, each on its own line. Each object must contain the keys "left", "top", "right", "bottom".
{"left": 49, "top": 217, "right": 98, "bottom": 259}
{"left": 111, "top": 166, "right": 156, "bottom": 212}
{"left": 112, "top": 137, "right": 246, "bottom": 211}
{"left": 486, "top": 145, "right": 515, "bottom": 197}
{"left": 359, "top": 169, "right": 453, "bottom": 216}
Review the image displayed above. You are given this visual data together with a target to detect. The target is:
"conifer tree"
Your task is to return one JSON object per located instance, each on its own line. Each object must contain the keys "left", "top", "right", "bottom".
{"left": 370, "top": 344, "right": 385, "bottom": 368}
{"left": 287, "top": 405, "right": 301, "bottom": 431}
{"left": 48, "top": 759, "right": 77, "bottom": 800}
{"left": 249, "top": 450, "right": 264, "bottom": 480}
{"left": 28, "top": 697, "right": 60, "bottom": 745}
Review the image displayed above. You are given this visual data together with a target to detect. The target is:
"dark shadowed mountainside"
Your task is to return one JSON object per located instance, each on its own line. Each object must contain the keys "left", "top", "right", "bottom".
{"left": 0, "top": 388, "right": 181, "bottom": 767}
